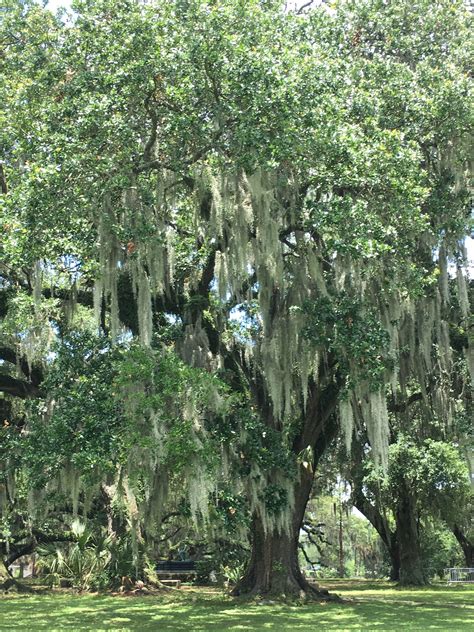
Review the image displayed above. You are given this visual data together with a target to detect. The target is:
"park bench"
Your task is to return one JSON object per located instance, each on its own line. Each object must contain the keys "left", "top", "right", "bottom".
{"left": 155, "top": 560, "right": 197, "bottom": 587}
{"left": 445, "top": 568, "right": 474, "bottom": 584}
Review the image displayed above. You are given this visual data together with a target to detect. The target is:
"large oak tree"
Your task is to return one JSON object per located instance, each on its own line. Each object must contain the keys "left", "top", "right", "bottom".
{"left": 1, "top": 0, "right": 472, "bottom": 597}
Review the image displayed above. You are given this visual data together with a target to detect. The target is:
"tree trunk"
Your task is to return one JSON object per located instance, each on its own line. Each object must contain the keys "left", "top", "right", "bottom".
{"left": 232, "top": 370, "right": 340, "bottom": 600}
{"left": 452, "top": 525, "right": 474, "bottom": 567}
{"left": 396, "top": 489, "right": 427, "bottom": 586}
{"left": 388, "top": 539, "right": 401, "bottom": 582}
{"left": 233, "top": 463, "right": 336, "bottom": 600}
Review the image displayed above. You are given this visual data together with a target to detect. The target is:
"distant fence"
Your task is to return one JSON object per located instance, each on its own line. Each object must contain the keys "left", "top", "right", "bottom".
{"left": 445, "top": 568, "right": 474, "bottom": 584}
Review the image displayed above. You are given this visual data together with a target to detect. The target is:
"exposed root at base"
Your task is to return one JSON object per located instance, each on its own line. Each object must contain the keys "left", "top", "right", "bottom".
{"left": 231, "top": 580, "right": 343, "bottom": 603}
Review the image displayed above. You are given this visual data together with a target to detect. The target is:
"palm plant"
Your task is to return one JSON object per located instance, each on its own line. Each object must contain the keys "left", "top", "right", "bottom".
{"left": 37, "top": 520, "right": 113, "bottom": 591}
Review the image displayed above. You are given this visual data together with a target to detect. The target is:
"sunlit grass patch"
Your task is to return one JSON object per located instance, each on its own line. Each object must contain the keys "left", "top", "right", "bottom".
{"left": 0, "top": 581, "right": 473, "bottom": 630}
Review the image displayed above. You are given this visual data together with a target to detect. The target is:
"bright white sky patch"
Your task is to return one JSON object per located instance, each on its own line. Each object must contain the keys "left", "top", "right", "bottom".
{"left": 46, "top": 0, "right": 70, "bottom": 11}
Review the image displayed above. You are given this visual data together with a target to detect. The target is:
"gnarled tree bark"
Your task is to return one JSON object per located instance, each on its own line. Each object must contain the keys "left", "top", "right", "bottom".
{"left": 234, "top": 463, "right": 339, "bottom": 599}
{"left": 233, "top": 380, "right": 341, "bottom": 600}
{"left": 396, "top": 485, "right": 427, "bottom": 586}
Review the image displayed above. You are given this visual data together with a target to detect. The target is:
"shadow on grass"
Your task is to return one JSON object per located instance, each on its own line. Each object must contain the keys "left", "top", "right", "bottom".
{"left": 0, "top": 583, "right": 473, "bottom": 631}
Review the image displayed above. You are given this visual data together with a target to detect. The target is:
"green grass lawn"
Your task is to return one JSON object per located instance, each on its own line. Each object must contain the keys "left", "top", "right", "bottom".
{"left": 0, "top": 580, "right": 473, "bottom": 631}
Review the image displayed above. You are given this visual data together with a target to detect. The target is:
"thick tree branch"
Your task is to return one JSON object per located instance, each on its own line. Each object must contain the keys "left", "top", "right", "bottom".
{"left": 388, "top": 392, "right": 423, "bottom": 413}
{"left": 0, "top": 163, "right": 7, "bottom": 194}
{"left": 294, "top": 359, "right": 341, "bottom": 454}
{"left": 156, "top": 527, "right": 182, "bottom": 544}
{"left": 298, "top": 542, "right": 319, "bottom": 567}
{"left": 0, "top": 346, "right": 43, "bottom": 387}
{"left": 6, "top": 529, "right": 77, "bottom": 567}
{"left": 6, "top": 543, "right": 35, "bottom": 568}
{"left": 452, "top": 524, "right": 474, "bottom": 567}
{"left": 134, "top": 128, "right": 226, "bottom": 175}
{"left": 296, "top": 1, "right": 315, "bottom": 15}
{"left": 0, "top": 374, "right": 40, "bottom": 399}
